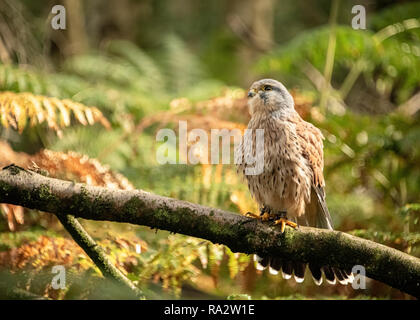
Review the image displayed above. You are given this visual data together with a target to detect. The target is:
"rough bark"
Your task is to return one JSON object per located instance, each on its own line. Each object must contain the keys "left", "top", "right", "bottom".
{"left": 0, "top": 165, "right": 419, "bottom": 298}
{"left": 56, "top": 213, "right": 144, "bottom": 299}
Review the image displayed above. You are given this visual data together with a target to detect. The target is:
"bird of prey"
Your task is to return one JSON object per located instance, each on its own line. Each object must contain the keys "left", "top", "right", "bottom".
{"left": 236, "top": 79, "right": 353, "bottom": 285}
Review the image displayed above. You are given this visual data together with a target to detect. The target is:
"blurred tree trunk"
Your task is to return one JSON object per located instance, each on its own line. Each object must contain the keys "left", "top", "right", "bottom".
{"left": 92, "top": 0, "right": 141, "bottom": 42}
{"left": 228, "top": 0, "right": 275, "bottom": 85}
{"left": 0, "top": 0, "right": 46, "bottom": 66}
{"left": 50, "top": 0, "right": 88, "bottom": 57}
{"left": 63, "top": 0, "right": 88, "bottom": 55}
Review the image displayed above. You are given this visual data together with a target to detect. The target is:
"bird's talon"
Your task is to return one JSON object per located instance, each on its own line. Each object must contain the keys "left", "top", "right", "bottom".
{"left": 245, "top": 211, "right": 259, "bottom": 219}
{"left": 244, "top": 211, "right": 272, "bottom": 222}
{"left": 260, "top": 212, "right": 271, "bottom": 221}
{"left": 274, "top": 218, "right": 298, "bottom": 233}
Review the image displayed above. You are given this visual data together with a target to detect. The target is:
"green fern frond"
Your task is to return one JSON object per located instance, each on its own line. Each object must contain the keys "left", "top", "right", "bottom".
{"left": 370, "top": 2, "right": 420, "bottom": 31}
{"left": 107, "top": 40, "right": 165, "bottom": 90}
{"left": 0, "top": 64, "right": 88, "bottom": 98}
{"left": 64, "top": 54, "right": 146, "bottom": 90}
{"left": 257, "top": 24, "right": 420, "bottom": 103}
{"left": 257, "top": 26, "right": 376, "bottom": 75}
{"left": 161, "top": 34, "right": 206, "bottom": 93}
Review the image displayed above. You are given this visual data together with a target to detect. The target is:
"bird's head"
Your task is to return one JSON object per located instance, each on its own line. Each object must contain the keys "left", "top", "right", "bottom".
{"left": 247, "top": 79, "right": 294, "bottom": 116}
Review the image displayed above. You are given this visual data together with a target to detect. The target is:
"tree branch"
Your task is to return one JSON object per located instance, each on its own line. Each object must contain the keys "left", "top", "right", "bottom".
{"left": 1, "top": 165, "right": 419, "bottom": 298}
{"left": 56, "top": 213, "right": 144, "bottom": 299}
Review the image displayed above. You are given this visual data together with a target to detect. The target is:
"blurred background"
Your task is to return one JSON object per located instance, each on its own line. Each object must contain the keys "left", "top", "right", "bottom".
{"left": 0, "top": 0, "right": 419, "bottom": 299}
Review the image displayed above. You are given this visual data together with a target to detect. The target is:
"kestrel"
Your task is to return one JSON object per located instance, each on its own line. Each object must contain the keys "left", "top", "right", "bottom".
{"left": 236, "top": 79, "right": 353, "bottom": 285}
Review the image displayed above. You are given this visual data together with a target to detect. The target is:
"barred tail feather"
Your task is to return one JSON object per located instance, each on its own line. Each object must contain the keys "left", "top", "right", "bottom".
{"left": 281, "top": 260, "right": 293, "bottom": 280}
{"left": 309, "top": 263, "right": 323, "bottom": 285}
{"left": 253, "top": 185, "right": 354, "bottom": 285}
{"left": 292, "top": 261, "right": 306, "bottom": 283}
{"left": 254, "top": 255, "right": 270, "bottom": 271}
{"left": 254, "top": 258, "right": 354, "bottom": 285}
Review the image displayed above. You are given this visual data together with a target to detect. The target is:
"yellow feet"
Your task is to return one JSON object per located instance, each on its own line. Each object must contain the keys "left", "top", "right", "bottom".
{"left": 245, "top": 211, "right": 259, "bottom": 219}
{"left": 246, "top": 207, "right": 298, "bottom": 233}
{"left": 260, "top": 212, "right": 271, "bottom": 221}
{"left": 245, "top": 211, "right": 271, "bottom": 221}
{"left": 274, "top": 218, "right": 298, "bottom": 233}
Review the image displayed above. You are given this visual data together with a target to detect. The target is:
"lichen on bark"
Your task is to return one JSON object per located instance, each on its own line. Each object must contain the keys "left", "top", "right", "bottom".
{"left": 1, "top": 164, "right": 420, "bottom": 298}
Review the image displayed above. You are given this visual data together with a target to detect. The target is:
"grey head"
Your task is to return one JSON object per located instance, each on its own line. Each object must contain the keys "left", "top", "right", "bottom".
{"left": 247, "top": 79, "right": 295, "bottom": 116}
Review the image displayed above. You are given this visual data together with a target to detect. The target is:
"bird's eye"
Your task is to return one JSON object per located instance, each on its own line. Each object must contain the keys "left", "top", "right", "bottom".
{"left": 263, "top": 85, "right": 272, "bottom": 91}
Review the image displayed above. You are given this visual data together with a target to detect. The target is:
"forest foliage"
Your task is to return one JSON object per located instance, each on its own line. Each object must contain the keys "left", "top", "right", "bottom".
{"left": 0, "top": 0, "right": 419, "bottom": 299}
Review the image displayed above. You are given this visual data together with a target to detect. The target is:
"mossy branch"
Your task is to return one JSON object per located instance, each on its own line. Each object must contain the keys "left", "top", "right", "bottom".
{"left": 0, "top": 287, "right": 50, "bottom": 300}
{"left": 56, "top": 213, "right": 144, "bottom": 299}
{"left": 1, "top": 165, "right": 420, "bottom": 298}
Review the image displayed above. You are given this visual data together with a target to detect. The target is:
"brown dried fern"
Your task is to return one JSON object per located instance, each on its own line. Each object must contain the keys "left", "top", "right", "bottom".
{"left": 0, "top": 91, "right": 110, "bottom": 135}
{"left": 0, "top": 140, "right": 133, "bottom": 230}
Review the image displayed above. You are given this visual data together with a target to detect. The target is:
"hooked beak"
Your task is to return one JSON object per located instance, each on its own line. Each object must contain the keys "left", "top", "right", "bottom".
{"left": 247, "top": 90, "right": 256, "bottom": 98}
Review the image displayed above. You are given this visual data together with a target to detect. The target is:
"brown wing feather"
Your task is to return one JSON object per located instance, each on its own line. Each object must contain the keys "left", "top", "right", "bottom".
{"left": 291, "top": 113, "right": 333, "bottom": 229}
{"left": 292, "top": 113, "right": 325, "bottom": 187}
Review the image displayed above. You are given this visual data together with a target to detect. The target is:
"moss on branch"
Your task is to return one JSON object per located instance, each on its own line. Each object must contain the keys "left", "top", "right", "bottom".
{"left": 1, "top": 164, "right": 420, "bottom": 298}
{"left": 56, "top": 213, "right": 144, "bottom": 299}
